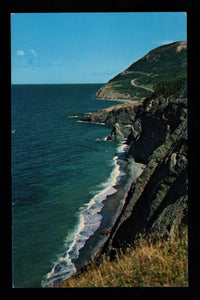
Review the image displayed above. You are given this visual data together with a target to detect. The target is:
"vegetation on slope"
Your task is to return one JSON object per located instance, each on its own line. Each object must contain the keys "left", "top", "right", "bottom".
{"left": 126, "top": 41, "right": 187, "bottom": 82}
{"left": 153, "top": 76, "right": 186, "bottom": 97}
{"left": 97, "top": 41, "right": 187, "bottom": 100}
{"left": 62, "top": 227, "right": 188, "bottom": 287}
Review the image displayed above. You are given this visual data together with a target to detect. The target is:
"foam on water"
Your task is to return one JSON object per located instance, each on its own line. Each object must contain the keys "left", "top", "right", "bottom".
{"left": 68, "top": 115, "right": 79, "bottom": 118}
{"left": 77, "top": 120, "right": 106, "bottom": 126}
{"left": 42, "top": 142, "right": 128, "bottom": 287}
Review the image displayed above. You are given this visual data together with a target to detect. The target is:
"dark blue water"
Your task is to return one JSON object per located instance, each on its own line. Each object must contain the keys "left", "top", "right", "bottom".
{"left": 12, "top": 84, "right": 124, "bottom": 287}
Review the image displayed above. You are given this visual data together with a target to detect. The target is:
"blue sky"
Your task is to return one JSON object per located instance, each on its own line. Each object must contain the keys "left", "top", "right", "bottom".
{"left": 11, "top": 12, "right": 187, "bottom": 84}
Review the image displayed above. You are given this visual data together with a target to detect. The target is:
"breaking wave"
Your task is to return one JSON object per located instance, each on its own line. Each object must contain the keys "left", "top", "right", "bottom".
{"left": 42, "top": 142, "right": 128, "bottom": 287}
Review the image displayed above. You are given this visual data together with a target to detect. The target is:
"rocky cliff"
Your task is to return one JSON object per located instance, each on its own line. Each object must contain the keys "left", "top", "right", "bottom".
{"left": 103, "top": 97, "right": 187, "bottom": 253}
{"left": 81, "top": 94, "right": 187, "bottom": 254}
{"left": 80, "top": 40, "right": 187, "bottom": 262}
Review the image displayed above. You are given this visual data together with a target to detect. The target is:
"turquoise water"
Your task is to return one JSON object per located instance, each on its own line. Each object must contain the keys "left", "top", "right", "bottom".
{"left": 12, "top": 84, "right": 124, "bottom": 287}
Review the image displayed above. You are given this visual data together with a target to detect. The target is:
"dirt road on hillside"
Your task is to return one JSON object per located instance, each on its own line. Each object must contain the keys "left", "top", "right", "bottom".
{"left": 131, "top": 79, "right": 154, "bottom": 92}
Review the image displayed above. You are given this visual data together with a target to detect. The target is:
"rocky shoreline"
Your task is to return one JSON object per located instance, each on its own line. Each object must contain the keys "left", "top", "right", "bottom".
{"left": 45, "top": 140, "right": 145, "bottom": 287}
{"left": 54, "top": 93, "right": 187, "bottom": 286}
{"left": 73, "top": 154, "right": 145, "bottom": 273}
{"left": 81, "top": 95, "right": 188, "bottom": 257}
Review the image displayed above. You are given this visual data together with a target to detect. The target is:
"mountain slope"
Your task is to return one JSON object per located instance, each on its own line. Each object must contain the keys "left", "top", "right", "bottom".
{"left": 96, "top": 41, "right": 187, "bottom": 101}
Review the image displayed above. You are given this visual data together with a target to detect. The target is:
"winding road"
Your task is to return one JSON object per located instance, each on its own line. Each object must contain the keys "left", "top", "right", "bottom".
{"left": 131, "top": 79, "right": 154, "bottom": 93}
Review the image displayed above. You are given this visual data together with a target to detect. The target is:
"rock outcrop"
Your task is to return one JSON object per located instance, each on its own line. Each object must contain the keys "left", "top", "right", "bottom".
{"left": 81, "top": 103, "right": 139, "bottom": 126}
{"left": 81, "top": 103, "right": 140, "bottom": 140}
{"left": 80, "top": 95, "right": 187, "bottom": 253}
{"left": 127, "top": 97, "right": 187, "bottom": 164}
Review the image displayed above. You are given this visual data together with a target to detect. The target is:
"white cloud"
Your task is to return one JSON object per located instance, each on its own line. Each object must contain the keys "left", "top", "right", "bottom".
{"left": 156, "top": 40, "right": 175, "bottom": 45}
{"left": 30, "top": 49, "right": 37, "bottom": 56}
{"left": 16, "top": 50, "right": 25, "bottom": 56}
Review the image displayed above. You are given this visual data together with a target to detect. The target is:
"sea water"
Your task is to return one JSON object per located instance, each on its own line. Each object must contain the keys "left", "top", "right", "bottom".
{"left": 11, "top": 84, "right": 129, "bottom": 287}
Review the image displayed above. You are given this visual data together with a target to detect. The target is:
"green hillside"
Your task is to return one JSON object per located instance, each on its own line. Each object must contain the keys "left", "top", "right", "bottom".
{"left": 96, "top": 41, "right": 187, "bottom": 100}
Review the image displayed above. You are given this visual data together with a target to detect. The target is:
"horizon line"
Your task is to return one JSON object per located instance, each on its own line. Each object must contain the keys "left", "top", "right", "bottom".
{"left": 11, "top": 82, "right": 106, "bottom": 85}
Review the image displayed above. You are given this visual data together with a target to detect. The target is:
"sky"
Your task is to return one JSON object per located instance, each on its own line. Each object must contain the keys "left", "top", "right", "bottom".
{"left": 11, "top": 12, "right": 187, "bottom": 84}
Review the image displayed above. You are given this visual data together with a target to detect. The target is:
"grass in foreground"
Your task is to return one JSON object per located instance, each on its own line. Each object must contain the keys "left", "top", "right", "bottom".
{"left": 62, "top": 228, "right": 188, "bottom": 287}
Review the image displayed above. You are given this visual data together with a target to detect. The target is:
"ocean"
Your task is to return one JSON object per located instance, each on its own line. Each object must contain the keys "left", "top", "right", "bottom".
{"left": 11, "top": 84, "right": 136, "bottom": 287}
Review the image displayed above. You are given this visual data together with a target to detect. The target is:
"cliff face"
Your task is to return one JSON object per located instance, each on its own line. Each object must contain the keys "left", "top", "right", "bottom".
{"left": 80, "top": 41, "right": 187, "bottom": 260}
{"left": 104, "top": 99, "right": 187, "bottom": 252}
{"left": 127, "top": 97, "right": 187, "bottom": 164}
{"left": 81, "top": 95, "right": 187, "bottom": 253}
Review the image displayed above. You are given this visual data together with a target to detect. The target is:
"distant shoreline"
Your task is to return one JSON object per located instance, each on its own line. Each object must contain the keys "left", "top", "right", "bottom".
{"left": 95, "top": 96, "right": 143, "bottom": 105}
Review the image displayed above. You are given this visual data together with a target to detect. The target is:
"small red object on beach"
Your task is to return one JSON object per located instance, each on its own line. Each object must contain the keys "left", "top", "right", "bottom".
{"left": 101, "top": 229, "right": 112, "bottom": 236}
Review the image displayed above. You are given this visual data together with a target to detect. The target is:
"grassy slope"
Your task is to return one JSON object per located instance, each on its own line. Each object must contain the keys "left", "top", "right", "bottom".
{"left": 62, "top": 227, "right": 188, "bottom": 287}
